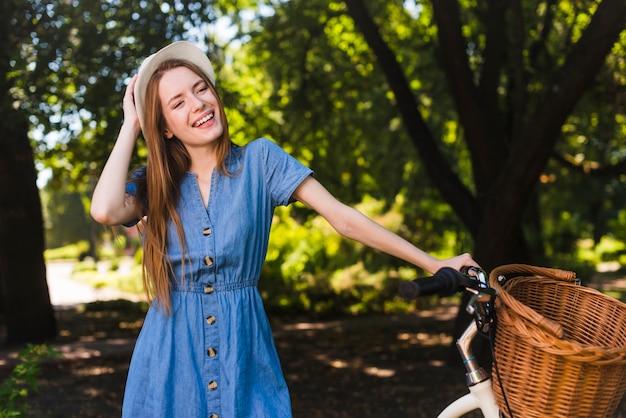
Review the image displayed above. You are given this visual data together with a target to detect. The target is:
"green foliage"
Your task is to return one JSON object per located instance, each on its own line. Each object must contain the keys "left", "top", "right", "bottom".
{"left": 40, "top": 184, "right": 93, "bottom": 249}
{"left": 44, "top": 241, "right": 90, "bottom": 261}
{"left": 0, "top": 344, "right": 60, "bottom": 417}
{"left": 14, "top": 0, "right": 222, "bottom": 189}
{"left": 577, "top": 236, "right": 626, "bottom": 265}
{"left": 222, "top": 0, "right": 424, "bottom": 205}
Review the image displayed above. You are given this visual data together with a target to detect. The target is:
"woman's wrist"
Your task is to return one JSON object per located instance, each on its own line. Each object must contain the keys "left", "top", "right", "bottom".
{"left": 117, "top": 120, "right": 141, "bottom": 144}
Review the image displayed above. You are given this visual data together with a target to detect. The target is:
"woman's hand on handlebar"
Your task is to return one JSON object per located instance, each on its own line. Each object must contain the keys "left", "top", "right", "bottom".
{"left": 431, "top": 253, "right": 480, "bottom": 275}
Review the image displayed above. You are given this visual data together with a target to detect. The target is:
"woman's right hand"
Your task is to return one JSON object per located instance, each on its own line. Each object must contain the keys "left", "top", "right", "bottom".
{"left": 122, "top": 74, "right": 141, "bottom": 131}
{"left": 430, "top": 253, "right": 480, "bottom": 274}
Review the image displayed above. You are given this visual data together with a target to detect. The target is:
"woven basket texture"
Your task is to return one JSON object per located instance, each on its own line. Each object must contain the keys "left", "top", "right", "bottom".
{"left": 489, "top": 264, "right": 626, "bottom": 418}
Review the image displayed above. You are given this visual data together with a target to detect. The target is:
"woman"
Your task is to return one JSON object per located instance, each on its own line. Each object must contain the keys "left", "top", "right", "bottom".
{"left": 91, "top": 41, "right": 478, "bottom": 418}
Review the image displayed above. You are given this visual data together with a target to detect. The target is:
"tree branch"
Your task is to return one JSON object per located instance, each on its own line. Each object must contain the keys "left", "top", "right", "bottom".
{"left": 478, "top": 0, "right": 511, "bottom": 102}
{"left": 431, "top": 0, "right": 509, "bottom": 191}
{"left": 508, "top": 0, "right": 626, "bottom": 196}
{"left": 343, "top": 0, "right": 480, "bottom": 234}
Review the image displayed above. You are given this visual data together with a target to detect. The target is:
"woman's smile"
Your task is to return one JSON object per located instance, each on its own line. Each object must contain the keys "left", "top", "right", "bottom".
{"left": 193, "top": 111, "right": 215, "bottom": 128}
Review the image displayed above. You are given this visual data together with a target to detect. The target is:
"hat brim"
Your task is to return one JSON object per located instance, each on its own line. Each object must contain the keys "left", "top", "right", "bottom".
{"left": 133, "top": 41, "right": 215, "bottom": 131}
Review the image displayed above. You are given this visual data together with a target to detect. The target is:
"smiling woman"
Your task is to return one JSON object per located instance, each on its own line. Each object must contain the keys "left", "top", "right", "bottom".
{"left": 89, "top": 41, "right": 478, "bottom": 418}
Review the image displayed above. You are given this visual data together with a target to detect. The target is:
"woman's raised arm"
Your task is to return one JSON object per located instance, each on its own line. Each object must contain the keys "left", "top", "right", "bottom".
{"left": 90, "top": 75, "right": 142, "bottom": 226}
{"left": 292, "top": 176, "right": 477, "bottom": 274}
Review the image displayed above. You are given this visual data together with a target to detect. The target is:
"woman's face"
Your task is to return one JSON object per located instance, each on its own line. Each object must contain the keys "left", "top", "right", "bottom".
{"left": 158, "top": 66, "right": 224, "bottom": 150}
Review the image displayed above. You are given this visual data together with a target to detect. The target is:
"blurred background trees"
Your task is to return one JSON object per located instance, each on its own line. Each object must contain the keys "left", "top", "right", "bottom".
{"left": 1, "top": 0, "right": 625, "bottom": 343}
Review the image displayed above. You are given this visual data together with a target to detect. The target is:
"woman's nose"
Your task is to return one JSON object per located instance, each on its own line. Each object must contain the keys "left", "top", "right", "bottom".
{"left": 191, "top": 95, "right": 204, "bottom": 111}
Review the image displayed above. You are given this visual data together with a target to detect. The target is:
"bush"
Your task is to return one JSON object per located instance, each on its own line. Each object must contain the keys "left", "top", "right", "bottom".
{"left": 0, "top": 344, "right": 60, "bottom": 417}
{"left": 44, "top": 241, "right": 90, "bottom": 261}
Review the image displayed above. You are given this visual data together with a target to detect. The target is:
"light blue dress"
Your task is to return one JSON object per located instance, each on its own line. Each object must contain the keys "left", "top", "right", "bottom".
{"left": 121, "top": 138, "right": 312, "bottom": 418}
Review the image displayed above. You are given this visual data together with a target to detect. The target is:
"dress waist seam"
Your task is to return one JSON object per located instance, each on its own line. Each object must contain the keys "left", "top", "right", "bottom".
{"left": 171, "top": 279, "right": 257, "bottom": 293}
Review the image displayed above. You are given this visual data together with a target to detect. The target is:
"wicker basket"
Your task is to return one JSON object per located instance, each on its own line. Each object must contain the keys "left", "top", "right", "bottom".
{"left": 488, "top": 264, "right": 626, "bottom": 418}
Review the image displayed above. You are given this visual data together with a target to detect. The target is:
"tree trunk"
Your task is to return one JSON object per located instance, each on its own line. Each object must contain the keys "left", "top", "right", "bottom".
{"left": 0, "top": 112, "right": 57, "bottom": 344}
{"left": 0, "top": 0, "right": 57, "bottom": 345}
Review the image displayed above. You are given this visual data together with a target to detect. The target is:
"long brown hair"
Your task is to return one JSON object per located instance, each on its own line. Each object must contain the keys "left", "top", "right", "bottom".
{"left": 134, "top": 59, "right": 234, "bottom": 313}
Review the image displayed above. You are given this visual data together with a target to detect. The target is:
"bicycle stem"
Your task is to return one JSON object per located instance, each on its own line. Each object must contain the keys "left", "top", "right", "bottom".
{"left": 456, "top": 310, "right": 490, "bottom": 386}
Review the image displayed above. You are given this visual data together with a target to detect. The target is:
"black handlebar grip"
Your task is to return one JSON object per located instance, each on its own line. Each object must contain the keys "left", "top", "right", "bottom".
{"left": 399, "top": 267, "right": 473, "bottom": 300}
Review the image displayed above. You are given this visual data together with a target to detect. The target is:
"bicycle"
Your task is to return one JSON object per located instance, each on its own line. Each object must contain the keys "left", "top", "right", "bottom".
{"left": 400, "top": 266, "right": 502, "bottom": 417}
{"left": 399, "top": 265, "right": 626, "bottom": 418}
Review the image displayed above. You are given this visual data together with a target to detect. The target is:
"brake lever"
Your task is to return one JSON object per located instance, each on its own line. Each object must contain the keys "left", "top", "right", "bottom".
{"left": 466, "top": 287, "right": 496, "bottom": 334}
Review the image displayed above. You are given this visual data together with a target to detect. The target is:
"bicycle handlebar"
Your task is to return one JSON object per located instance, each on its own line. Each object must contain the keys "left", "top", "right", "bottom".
{"left": 398, "top": 267, "right": 477, "bottom": 299}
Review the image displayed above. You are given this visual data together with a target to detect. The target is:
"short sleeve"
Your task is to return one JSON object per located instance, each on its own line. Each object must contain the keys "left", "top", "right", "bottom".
{"left": 256, "top": 138, "right": 313, "bottom": 207}
{"left": 123, "top": 166, "right": 146, "bottom": 227}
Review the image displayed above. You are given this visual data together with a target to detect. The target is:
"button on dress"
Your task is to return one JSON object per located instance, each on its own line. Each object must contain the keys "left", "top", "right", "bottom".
{"left": 121, "top": 138, "right": 313, "bottom": 418}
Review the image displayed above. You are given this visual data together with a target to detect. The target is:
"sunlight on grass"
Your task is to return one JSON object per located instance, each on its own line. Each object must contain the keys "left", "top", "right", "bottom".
{"left": 329, "top": 359, "right": 348, "bottom": 369}
{"left": 397, "top": 331, "right": 453, "bottom": 346}
{"left": 73, "top": 366, "right": 116, "bottom": 376}
{"left": 119, "top": 320, "right": 144, "bottom": 330}
{"left": 363, "top": 366, "right": 395, "bottom": 378}
{"left": 315, "top": 354, "right": 397, "bottom": 378}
